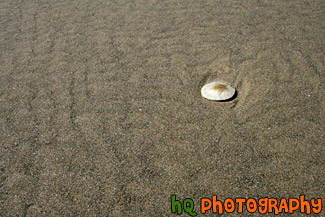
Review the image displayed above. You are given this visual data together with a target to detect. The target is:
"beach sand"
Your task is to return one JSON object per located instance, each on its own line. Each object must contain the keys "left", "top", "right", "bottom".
{"left": 0, "top": 0, "right": 324, "bottom": 216}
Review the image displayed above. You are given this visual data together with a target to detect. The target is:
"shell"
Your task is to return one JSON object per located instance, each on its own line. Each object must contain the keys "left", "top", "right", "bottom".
{"left": 201, "top": 81, "right": 236, "bottom": 101}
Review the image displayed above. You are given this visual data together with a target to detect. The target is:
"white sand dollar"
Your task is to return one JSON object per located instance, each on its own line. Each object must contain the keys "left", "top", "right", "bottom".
{"left": 201, "top": 81, "right": 236, "bottom": 101}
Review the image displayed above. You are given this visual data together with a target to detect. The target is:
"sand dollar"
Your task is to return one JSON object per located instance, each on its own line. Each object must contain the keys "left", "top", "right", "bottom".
{"left": 201, "top": 81, "right": 236, "bottom": 101}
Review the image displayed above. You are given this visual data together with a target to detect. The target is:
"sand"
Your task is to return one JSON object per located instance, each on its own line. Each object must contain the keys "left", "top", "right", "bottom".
{"left": 0, "top": 0, "right": 324, "bottom": 216}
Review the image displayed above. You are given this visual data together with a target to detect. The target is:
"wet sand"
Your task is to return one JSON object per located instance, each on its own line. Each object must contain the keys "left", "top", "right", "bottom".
{"left": 0, "top": 0, "right": 324, "bottom": 216}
